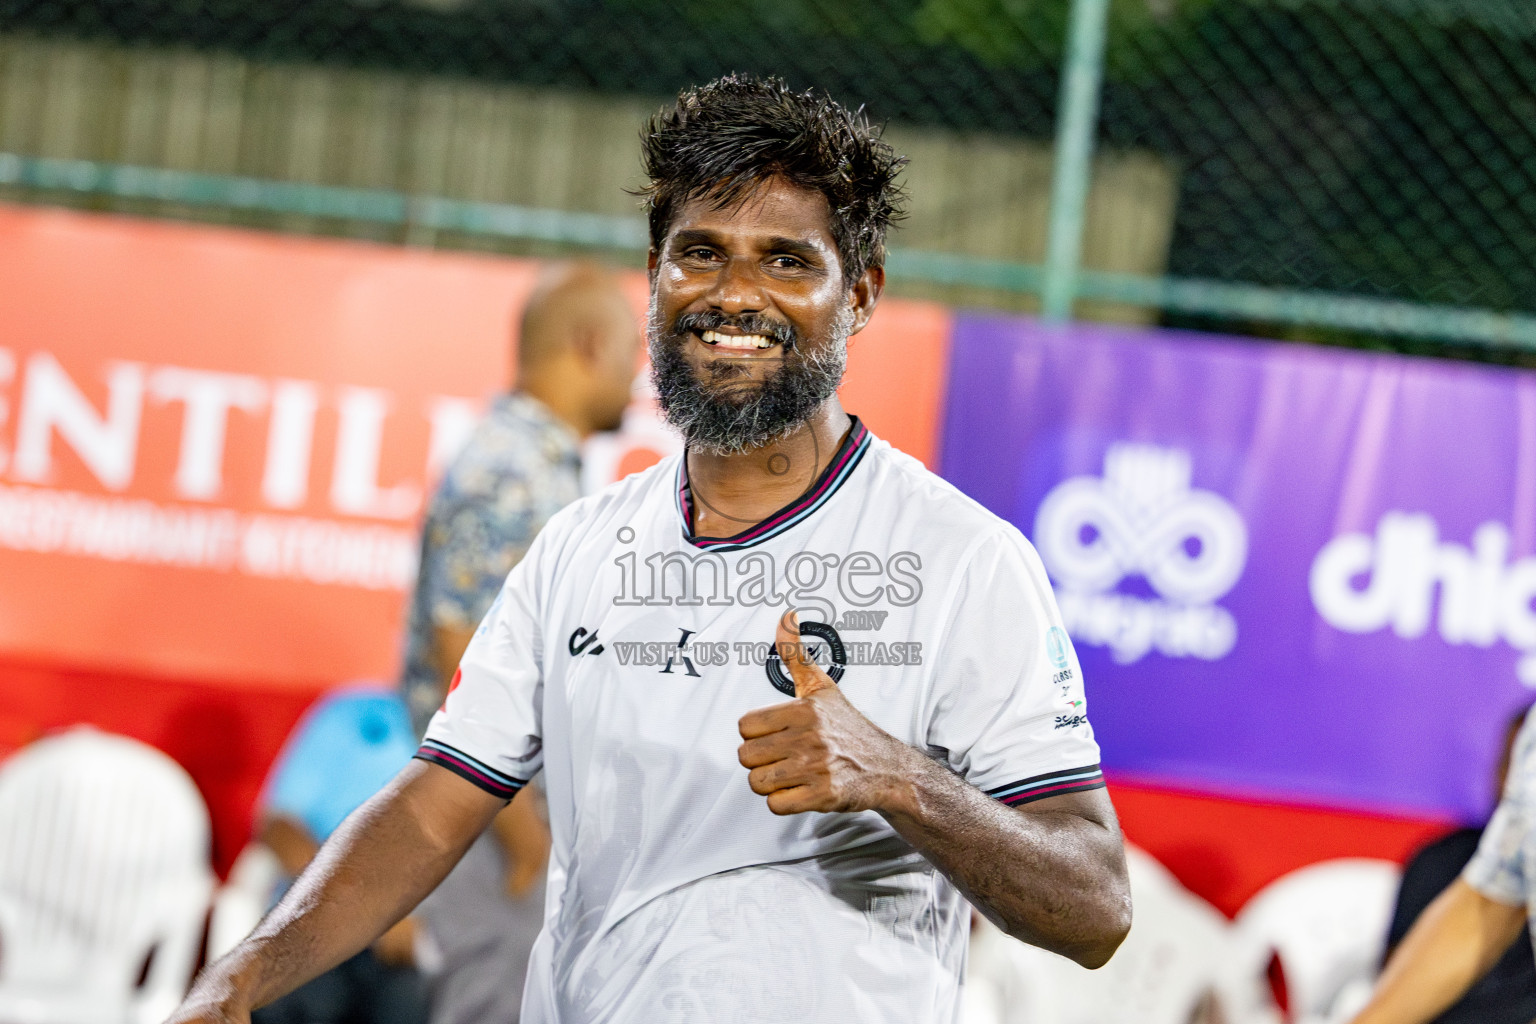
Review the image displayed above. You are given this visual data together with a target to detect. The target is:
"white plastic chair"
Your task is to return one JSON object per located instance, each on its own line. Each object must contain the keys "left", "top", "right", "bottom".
{"left": 0, "top": 728, "right": 215, "bottom": 1024}
{"left": 1231, "top": 858, "right": 1401, "bottom": 1024}
{"left": 964, "top": 845, "right": 1239, "bottom": 1024}
{"left": 205, "top": 842, "right": 282, "bottom": 962}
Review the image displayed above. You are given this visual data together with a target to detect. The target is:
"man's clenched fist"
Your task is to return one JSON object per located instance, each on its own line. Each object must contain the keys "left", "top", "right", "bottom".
{"left": 736, "top": 610, "right": 918, "bottom": 817}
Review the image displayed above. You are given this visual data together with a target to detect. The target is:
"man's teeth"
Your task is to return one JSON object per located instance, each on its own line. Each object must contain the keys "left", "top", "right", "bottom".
{"left": 701, "top": 330, "right": 774, "bottom": 350}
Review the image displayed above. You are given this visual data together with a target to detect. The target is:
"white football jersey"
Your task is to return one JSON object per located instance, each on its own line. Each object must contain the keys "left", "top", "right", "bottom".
{"left": 419, "top": 419, "right": 1103, "bottom": 1024}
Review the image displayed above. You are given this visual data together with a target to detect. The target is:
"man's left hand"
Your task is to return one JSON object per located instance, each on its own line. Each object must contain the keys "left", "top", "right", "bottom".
{"left": 737, "top": 610, "right": 916, "bottom": 816}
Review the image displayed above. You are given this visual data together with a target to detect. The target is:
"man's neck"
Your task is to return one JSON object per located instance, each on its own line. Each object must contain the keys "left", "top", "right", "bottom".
{"left": 518, "top": 374, "right": 590, "bottom": 440}
{"left": 686, "top": 399, "right": 851, "bottom": 538}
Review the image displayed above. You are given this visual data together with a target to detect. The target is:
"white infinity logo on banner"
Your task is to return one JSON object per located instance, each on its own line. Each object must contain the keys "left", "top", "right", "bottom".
{"left": 1034, "top": 444, "right": 1248, "bottom": 605}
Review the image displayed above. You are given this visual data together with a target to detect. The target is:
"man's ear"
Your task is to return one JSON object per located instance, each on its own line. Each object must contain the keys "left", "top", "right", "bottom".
{"left": 847, "top": 264, "right": 885, "bottom": 336}
{"left": 570, "top": 325, "right": 601, "bottom": 368}
{"left": 647, "top": 248, "right": 660, "bottom": 282}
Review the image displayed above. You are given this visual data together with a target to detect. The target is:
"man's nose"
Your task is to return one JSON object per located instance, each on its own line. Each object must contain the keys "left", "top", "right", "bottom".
{"left": 704, "top": 254, "right": 767, "bottom": 315}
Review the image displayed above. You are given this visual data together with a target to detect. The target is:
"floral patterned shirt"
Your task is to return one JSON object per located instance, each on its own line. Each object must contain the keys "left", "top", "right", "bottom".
{"left": 400, "top": 392, "right": 581, "bottom": 737}
{"left": 1466, "top": 712, "right": 1536, "bottom": 940}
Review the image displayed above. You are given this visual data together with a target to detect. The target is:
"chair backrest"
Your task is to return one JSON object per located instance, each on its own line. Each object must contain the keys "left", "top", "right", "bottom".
{"left": 0, "top": 727, "right": 214, "bottom": 1024}
{"left": 1232, "top": 858, "right": 1401, "bottom": 1024}
{"left": 206, "top": 842, "right": 282, "bottom": 963}
{"left": 1090, "top": 846, "right": 1236, "bottom": 1024}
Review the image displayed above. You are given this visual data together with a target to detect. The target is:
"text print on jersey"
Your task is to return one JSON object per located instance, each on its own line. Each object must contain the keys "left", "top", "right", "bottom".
{"left": 608, "top": 627, "right": 923, "bottom": 680}
{"left": 611, "top": 543, "right": 923, "bottom": 624}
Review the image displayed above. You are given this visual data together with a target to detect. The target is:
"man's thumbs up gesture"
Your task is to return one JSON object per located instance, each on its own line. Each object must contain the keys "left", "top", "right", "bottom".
{"left": 737, "top": 609, "right": 915, "bottom": 816}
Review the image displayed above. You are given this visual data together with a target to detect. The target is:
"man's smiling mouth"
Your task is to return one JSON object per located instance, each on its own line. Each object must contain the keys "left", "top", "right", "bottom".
{"left": 698, "top": 329, "right": 777, "bottom": 351}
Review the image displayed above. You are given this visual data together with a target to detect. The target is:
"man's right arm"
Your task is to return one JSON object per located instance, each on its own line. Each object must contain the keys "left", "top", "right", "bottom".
{"left": 168, "top": 760, "right": 505, "bottom": 1024}
{"left": 1348, "top": 878, "right": 1526, "bottom": 1024}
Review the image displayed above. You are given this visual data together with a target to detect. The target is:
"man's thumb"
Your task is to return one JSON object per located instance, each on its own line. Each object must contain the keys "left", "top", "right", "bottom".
{"left": 776, "top": 609, "right": 833, "bottom": 699}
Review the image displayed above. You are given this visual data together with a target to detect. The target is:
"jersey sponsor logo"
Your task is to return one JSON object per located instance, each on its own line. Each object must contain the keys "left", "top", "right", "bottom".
{"left": 1033, "top": 443, "right": 1247, "bottom": 665}
{"left": 765, "top": 619, "right": 847, "bottom": 696}
{"left": 1311, "top": 512, "right": 1536, "bottom": 686}
{"left": 567, "top": 626, "right": 605, "bottom": 657}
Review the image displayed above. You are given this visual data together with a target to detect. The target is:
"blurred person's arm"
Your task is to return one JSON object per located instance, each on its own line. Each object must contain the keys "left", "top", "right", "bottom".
{"left": 370, "top": 917, "right": 418, "bottom": 968}
{"left": 1349, "top": 878, "right": 1525, "bottom": 1024}
{"left": 260, "top": 809, "right": 421, "bottom": 967}
{"left": 258, "top": 813, "right": 319, "bottom": 878}
{"left": 1354, "top": 723, "right": 1534, "bottom": 1024}
{"left": 429, "top": 623, "right": 477, "bottom": 704}
{"left": 435, "top": 610, "right": 549, "bottom": 902}
{"left": 492, "top": 785, "right": 550, "bottom": 898}
{"left": 169, "top": 761, "right": 504, "bottom": 1024}
{"left": 421, "top": 491, "right": 538, "bottom": 710}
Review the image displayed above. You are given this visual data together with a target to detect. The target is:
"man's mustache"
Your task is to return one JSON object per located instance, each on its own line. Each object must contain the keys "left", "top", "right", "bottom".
{"left": 670, "top": 310, "right": 797, "bottom": 349}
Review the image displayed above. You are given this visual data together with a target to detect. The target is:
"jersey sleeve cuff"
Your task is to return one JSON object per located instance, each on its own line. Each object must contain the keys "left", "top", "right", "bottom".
{"left": 985, "top": 764, "right": 1105, "bottom": 806}
{"left": 414, "top": 738, "right": 528, "bottom": 800}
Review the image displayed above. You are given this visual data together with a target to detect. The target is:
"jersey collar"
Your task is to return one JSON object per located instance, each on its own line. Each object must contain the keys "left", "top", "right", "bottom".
{"left": 675, "top": 417, "right": 872, "bottom": 552}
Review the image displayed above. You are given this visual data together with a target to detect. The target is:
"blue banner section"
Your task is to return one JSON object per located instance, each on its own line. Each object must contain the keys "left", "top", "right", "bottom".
{"left": 939, "top": 315, "right": 1536, "bottom": 820}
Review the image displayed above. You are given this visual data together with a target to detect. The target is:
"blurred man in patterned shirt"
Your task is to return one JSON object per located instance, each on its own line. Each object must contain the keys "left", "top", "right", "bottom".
{"left": 1352, "top": 705, "right": 1536, "bottom": 1024}
{"left": 400, "top": 262, "right": 640, "bottom": 1024}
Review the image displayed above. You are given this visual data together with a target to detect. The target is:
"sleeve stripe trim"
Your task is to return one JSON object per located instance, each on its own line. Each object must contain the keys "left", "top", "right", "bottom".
{"left": 414, "top": 742, "right": 526, "bottom": 799}
{"left": 986, "top": 764, "right": 1104, "bottom": 801}
{"left": 415, "top": 748, "right": 523, "bottom": 798}
{"left": 1000, "top": 778, "right": 1107, "bottom": 806}
{"left": 419, "top": 739, "right": 524, "bottom": 786}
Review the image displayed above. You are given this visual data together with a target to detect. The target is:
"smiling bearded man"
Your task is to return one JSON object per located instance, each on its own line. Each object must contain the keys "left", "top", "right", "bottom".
{"left": 167, "top": 75, "right": 1131, "bottom": 1024}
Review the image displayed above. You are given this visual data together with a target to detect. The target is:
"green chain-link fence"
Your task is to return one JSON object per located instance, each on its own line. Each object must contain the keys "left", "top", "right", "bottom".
{"left": 0, "top": 0, "right": 1532, "bottom": 356}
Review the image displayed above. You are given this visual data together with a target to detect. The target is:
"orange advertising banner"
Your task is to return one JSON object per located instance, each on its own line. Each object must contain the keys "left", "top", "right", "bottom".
{"left": 0, "top": 205, "right": 950, "bottom": 688}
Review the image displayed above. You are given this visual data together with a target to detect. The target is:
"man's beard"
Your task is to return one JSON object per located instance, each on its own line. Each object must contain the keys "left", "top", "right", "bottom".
{"left": 648, "top": 303, "right": 852, "bottom": 456}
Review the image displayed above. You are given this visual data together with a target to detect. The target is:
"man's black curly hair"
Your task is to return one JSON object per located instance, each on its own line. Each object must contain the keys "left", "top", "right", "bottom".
{"left": 638, "top": 75, "right": 908, "bottom": 289}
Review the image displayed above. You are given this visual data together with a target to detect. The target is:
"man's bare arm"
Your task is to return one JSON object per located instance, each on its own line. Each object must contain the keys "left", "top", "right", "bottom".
{"left": 884, "top": 761, "right": 1128, "bottom": 966}
{"left": 168, "top": 760, "right": 505, "bottom": 1024}
{"left": 433, "top": 621, "right": 550, "bottom": 898}
{"left": 1348, "top": 878, "right": 1526, "bottom": 1024}
{"left": 738, "top": 613, "right": 1131, "bottom": 968}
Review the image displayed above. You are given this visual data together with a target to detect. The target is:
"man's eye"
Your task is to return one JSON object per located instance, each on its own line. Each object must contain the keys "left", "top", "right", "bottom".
{"left": 769, "top": 256, "right": 805, "bottom": 269}
{"left": 683, "top": 248, "right": 719, "bottom": 261}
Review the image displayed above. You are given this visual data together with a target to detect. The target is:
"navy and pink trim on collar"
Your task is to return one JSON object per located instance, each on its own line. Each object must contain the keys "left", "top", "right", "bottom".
{"left": 675, "top": 418, "right": 872, "bottom": 553}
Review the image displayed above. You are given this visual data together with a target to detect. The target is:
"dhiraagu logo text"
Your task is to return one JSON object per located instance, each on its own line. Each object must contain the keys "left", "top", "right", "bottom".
{"left": 1033, "top": 443, "right": 1248, "bottom": 664}
{"left": 1311, "top": 512, "right": 1536, "bottom": 687}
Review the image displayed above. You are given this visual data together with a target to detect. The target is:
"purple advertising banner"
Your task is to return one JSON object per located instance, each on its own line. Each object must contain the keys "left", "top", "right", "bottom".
{"left": 939, "top": 315, "right": 1536, "bottom": 821}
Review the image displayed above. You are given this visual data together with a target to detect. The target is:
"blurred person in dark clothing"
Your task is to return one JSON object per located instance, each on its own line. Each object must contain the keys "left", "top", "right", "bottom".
{"left": 1375, "top": 704, "right": 1536, "bottom": 1024}
{"left": 401, "top": 262, "right": 640, "bottom": 1024}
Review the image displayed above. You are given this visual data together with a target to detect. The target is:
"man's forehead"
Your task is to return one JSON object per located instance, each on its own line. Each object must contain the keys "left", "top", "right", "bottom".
{"left": 667, "top": 179, "right": 836, "bottom": 248}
